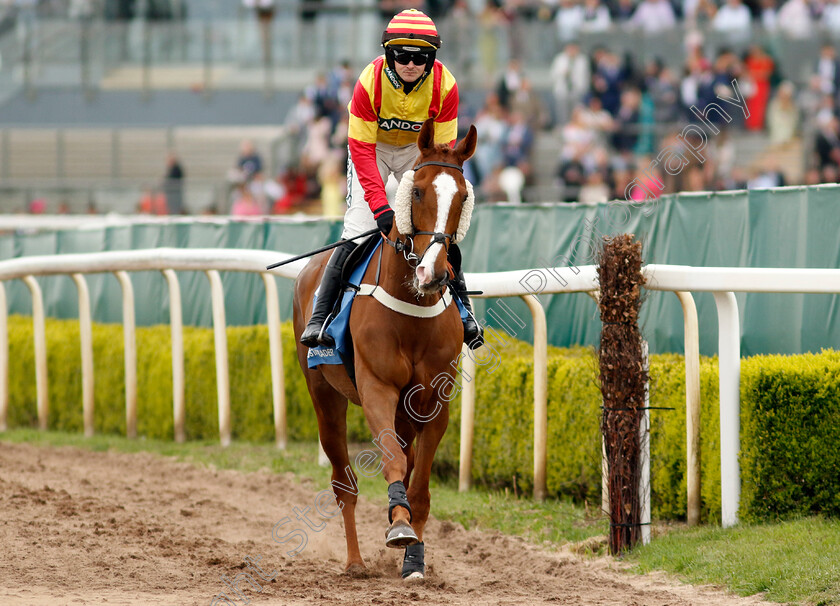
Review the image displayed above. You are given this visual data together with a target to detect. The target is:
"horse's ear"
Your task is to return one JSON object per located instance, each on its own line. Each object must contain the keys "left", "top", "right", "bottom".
{"left": 453, "top": 125, "right": 477, "bottom": 163}
{"left": 417, "top": 119, "right": 435, "bottom": 152}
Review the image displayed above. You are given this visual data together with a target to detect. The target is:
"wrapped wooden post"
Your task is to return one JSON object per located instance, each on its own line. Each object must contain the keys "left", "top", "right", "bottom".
{"left": 597, "top": 234, "right": 648, "bottom": 555}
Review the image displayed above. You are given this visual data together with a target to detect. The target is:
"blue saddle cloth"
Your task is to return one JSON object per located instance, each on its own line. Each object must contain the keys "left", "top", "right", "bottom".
{"left": 306, "top": 239, "right": 468, "bottom": 368}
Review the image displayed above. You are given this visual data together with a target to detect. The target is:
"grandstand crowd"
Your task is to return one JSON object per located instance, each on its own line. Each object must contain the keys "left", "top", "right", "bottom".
{"left": 8, "top": 0, "right": 840, "bottom": 213}
{"left": 275, "top": 48, "right": 825, "bottom": 210}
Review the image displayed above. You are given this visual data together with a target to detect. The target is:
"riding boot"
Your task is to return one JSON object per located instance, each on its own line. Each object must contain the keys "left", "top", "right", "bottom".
{"left": 300, "top": 241, "right": 356, "bottom": 348}
{"left": 451, "top": 266, "right": 484, "bottom": 350}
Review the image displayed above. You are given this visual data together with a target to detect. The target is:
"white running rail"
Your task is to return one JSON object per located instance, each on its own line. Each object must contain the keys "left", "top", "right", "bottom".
{"left": 0, "top": 249, "right": 307, "bottom": 449}
{"left": 2, "top": 249, "right": 840, "bottom": 528}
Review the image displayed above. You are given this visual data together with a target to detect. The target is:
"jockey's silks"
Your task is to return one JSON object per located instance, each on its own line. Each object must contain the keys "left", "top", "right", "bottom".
{"left": 347, "top": 55, "right": 458, "bottom": 217}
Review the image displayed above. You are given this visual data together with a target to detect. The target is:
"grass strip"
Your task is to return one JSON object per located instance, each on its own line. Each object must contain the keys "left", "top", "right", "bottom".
{"left": 627, "top": 518, "right": 840, "bottom": 605}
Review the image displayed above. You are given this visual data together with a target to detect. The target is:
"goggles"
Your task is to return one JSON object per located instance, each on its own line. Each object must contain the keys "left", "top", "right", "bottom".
{"left": 391, "top": 47, "right": 432, "bottom": 66}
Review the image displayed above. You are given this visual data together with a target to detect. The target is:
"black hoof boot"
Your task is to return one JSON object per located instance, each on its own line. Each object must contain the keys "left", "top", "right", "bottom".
{"left": 402, "top": 542, "right": 425, "bottom": 580}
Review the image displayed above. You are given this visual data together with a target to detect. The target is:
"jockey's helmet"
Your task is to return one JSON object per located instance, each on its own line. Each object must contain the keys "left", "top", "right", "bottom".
{"left": 381, "top": 9, "right": 441, "bottom": 50}
{"left": 381, "top": 9, "right": 440, "bottom": 81}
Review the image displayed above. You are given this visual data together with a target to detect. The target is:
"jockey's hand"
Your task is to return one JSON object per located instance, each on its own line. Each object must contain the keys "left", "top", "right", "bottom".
{"left": 376, "top": 208, "right": 395, "bottom": 238}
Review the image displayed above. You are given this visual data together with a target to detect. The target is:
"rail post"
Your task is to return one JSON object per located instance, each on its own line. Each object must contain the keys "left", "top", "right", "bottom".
{"left": 23, "top": 276, "right": 48, "bottom": 430}
{"left": 115, "top": 271, "right": 137, "bottom": 439}
{"left": 162, "top": 269, "right": 185, "bottom": 443}
{"left": 71, "top": 274, "right": 95, "bottom": 438}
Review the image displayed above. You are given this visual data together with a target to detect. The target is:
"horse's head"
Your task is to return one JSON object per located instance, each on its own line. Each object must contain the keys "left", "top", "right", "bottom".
{"left": 394, "top": 119, "right": 477, "bottom": 296}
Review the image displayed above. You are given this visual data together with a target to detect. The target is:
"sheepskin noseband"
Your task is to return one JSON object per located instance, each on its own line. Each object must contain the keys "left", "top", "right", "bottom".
{"left": 394, "top": 169, "right": 475, "bottom": 243}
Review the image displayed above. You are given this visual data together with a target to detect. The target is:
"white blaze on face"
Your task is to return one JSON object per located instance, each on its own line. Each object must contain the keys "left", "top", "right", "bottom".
{"left": 416, "top": 173, "right": 458, "bottom": 287}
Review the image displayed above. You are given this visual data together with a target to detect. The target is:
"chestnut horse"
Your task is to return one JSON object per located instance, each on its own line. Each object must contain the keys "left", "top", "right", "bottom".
{"left": 292, "top": 119, "right": 477, "bottom": 579}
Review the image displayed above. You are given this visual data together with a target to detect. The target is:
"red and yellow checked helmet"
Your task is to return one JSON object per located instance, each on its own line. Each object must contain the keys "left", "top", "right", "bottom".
{"left": 381, "top": 9, "right": 441, "bottom": 50}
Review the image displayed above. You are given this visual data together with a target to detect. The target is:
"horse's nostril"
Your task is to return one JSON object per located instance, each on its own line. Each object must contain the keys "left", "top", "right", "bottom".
{"left": 416, "top": 266, "right": 433, "bottom": 286}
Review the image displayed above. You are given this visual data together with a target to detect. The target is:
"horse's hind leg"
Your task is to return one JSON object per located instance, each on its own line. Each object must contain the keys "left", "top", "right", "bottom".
{"left": 311, "top": 384, "right": 364, "bottom": 573}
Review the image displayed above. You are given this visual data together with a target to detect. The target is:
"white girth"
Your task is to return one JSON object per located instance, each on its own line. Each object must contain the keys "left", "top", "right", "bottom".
{"left": 357, "top": 283, "right": 453, "bottom": 318}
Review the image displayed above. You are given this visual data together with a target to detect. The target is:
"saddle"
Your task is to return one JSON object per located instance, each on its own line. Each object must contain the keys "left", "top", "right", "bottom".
{"left": 306, "top": 234, "right": 382, "bottom": 384}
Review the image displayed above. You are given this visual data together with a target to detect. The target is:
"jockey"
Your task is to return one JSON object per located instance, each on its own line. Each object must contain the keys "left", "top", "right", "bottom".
{"left": 300, "top": 8, "right": 484, "bottom": 350}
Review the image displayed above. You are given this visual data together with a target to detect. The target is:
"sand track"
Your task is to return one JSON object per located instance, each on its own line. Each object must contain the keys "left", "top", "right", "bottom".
{"left": 0, "top": 442, "right": 774, "bottom": 606}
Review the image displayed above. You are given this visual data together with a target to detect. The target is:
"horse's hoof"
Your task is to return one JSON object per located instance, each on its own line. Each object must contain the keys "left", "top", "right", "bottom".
{"left": 344, "top": 563, "right": 367, "bottom": 577}
{"left": 403, "top": 571, "right": 425, "bottom": 581}
{"left": 385, "top": 519, "right": 419, "bottom": 549}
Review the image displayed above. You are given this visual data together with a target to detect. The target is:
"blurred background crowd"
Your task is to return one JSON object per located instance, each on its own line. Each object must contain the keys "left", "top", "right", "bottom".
{"left": 2, "top": 0, "right": 840, "bottom": 214}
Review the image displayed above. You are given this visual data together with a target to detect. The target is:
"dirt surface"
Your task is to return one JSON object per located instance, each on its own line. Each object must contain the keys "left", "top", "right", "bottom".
{"left": 0, "top": 441, "right": 777, "bottom": 606}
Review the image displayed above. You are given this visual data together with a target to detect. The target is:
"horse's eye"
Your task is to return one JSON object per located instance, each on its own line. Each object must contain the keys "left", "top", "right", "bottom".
{"left": 412, "top": 187, "right": 422, "bottom": 202}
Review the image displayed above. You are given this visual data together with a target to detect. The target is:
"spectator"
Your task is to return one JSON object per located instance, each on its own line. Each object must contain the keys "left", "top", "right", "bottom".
{"left": 305, "top": 73, "right": 341, "bottom": 130}
{"left": 317, "top": 155, "right": 345, "bottom": 218}
{"left": 612, "top": 0, "right": 637, "bottom": 24}
{"left": 823, "top": 0, "right": 840, "bottom": 37}
{"left": 510, "top": 77, "right": 550, "bottom": 132}
{"left": 580, "top": 95, "right": 615, "bottom": 144}
{"left": 496, "top": 59, "right": 525, "bottom": 111}
{"left": 163, "top": 151, "right": 185, "bottom": 215}
{"left": 798, "top": 74, "right": 824, "bottom": 118}
{"left": 766, "top": 81, "right": 800, "bottom": 145}
{"left": 578, "top": 168, "right": 611, "bottom": 204}
{"left": 712, "top": 0, "right": 753, "bottom": 42}
{"left": 138, "top": 188, "right": 167, "bottom": 215}
{"left": 747, "top": 159, "right": 786, "bottom": 188}
{"left": 498, "top": 165, "right": 526, "bottom": 203}
{"left": 776, "top": 0, "right": 813, "bottom": 38}
{"left": 328, "top": 59, "right": 355, "bottom": 109}
{"left": 649, "top": 65, "right": 682, "bottom": 124}
{"left": 611, "top": 87, "right": 643, "bottom": 155}
{"left": 815, "top": 93, "right": 836, "bottom": 127}
{"left": 300, "top": 113, "right": 335, "bottom": 177}
{"left": 28, "top": 198, "right": 46, "bottom": 214}
{"left": 235, "top": 140, "right": 264, "bottom": 183}
{"left": 815, "top": 44, "right": 840, "bottom": 96}
{"left": 478, "top": 0, "right": 506, "bottom": 78}
{"left": 683, "top": 166, "right": 708, "bottom": 191}
{"left": 473, "top": 93, "right": 508, "bottom": 185}
{"left": 250, "top": 171, "right": 284, "bottom": 211}
{"left": 273, "top": 168, "right": 308, "bottom": 214}
{"left": 284, "top": 93, "right": 316, "bottom": 163}
{"left": 501, "top": 111, "right": 535, "bottom": 178}
{"left": 759, "top": 0, "right": 778, "bottom": 31}
{"left": 561, "top": 105, "right": 599, "bottom": 165}
{"left": 231, "top": 184, "right": 264, "bottom": 216}
{"left": 555, "top": 0, "right": 584, "bottom": 43}
{"left": 580, "top": 0, "right": 612, "bottom": 32}
{"left": 743, "top": 45, "right": 775, "bottom": 131}
{"left": 550, "top": 42, "right": 591, "bottom": 124}
{"left": 815, "top": 115, "right": 840, "bottom": 170}
{"left": 557, "top": 155, "right": 587, "bottom": 201}
{"left": 628, "top": 0, "right": 677, "bottom": 34}
{"left": 591, "top": 49, "right": 624, "bottom": 115}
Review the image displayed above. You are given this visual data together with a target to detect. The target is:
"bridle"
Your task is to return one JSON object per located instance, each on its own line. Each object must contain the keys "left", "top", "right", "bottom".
{"left": 383, "top": 160, "right": 464, "bottom": 272}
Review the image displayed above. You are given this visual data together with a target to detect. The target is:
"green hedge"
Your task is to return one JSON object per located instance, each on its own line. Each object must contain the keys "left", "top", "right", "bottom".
{"left": 5, "top": 315, "right": 839, "bottom": 522}
{"left": 740, "top": 352, "right": 840, "bottom": 521}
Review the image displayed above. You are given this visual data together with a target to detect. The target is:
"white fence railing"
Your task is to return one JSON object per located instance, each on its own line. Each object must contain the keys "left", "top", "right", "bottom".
{"left": 2, "top": 248, "right": 840, "bottom": 528}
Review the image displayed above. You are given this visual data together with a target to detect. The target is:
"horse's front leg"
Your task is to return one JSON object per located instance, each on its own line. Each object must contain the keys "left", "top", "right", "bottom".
{"left": 357, "top": 378, "right": 418, "bottom": 549}
{"left": 402, "top": 407, "right": 449, "bottom": 580}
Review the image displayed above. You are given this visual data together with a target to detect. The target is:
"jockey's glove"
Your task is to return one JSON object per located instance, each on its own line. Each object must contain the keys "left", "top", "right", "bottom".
{"left": 376, "top": 207, "right": 395, "bottom": 238}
